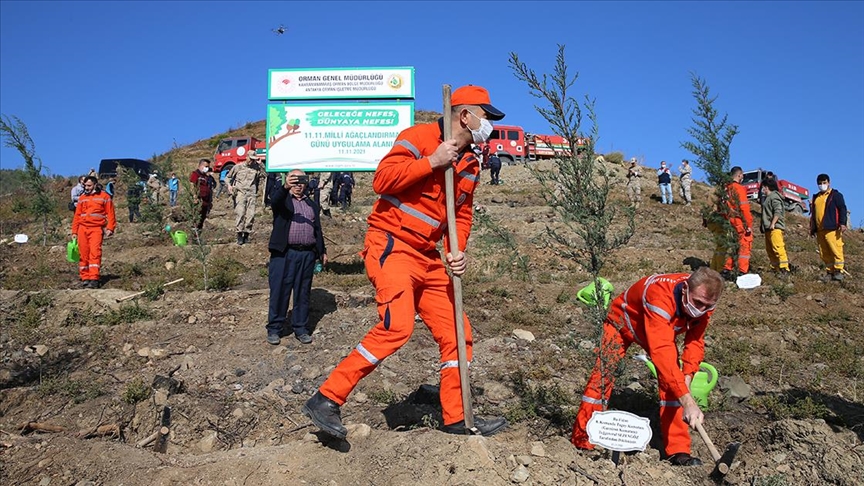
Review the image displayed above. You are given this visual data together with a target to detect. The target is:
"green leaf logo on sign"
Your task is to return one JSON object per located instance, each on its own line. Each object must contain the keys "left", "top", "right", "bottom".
{"left": 306, "top": 109, "right": 400, "bottom": 127}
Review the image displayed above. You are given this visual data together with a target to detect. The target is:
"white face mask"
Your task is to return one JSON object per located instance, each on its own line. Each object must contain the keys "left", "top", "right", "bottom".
{"left": 201, "top": 167, "right": 210, "bottom": 173}
{"left": 682, "top": 284, "right": 714, "bottom": 319}
{"left": 467, "top": 111, "right": 493, "bottom": 144}
{"left": 818, "top": 183, "right": 829, "bottom": 193}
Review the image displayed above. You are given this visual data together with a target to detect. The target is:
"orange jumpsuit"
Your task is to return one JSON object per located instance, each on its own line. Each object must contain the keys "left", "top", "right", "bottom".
{"left": 318, "top": 120, "right": 480, "bottom": 426}
{"left": 72, "top": 190, "right": 117, "bottom": 282}
{"left": 712, "top": 182, "right": 753, "bottom": 274}
{"left": 571, "top": 273, "right": 714, "bottom": 457}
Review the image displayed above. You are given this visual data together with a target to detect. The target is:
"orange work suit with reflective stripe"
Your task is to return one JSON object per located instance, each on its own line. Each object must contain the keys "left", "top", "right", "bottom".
{"left": 717, "top": 182, "right": 753, "bottom": 273}
{"left": 72, "top": 191, "right": 116, "bottom": 282}
{"left": 571, "top": 273, "right": 713, "bottom": 457}
{"left": 318, "top": 120, "right": 480, "bottom": 426}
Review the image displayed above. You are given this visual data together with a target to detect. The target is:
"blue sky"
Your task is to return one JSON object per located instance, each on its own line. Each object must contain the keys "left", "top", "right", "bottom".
{"left": 1, "top": 1, "right": 862, "bottom": 225}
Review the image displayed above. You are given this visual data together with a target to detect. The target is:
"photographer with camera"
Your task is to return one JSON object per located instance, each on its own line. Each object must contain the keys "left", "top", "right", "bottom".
{"left": 265, "top": 169, "right": 327, "bottom": 346}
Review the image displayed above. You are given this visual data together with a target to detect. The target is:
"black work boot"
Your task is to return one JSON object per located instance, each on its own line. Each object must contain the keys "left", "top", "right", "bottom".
{"left": 668, "top": 453, "right": 703, "bottom": 466}
{"left": 236, "top": 233, "right": 244, "bottom": 246}
{"left": 302, "top": 391, "right": 347, "bottom": 439}
{"left": 242, "top": 232, "right": 250, "bottom": 244}
{"left": 442, "top": 416, "right": 508, "bottom": 437}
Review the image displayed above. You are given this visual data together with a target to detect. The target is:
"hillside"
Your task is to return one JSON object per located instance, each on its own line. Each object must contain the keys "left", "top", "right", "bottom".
{"left": 1, "top": 123, "right": 862, "bottom": 485}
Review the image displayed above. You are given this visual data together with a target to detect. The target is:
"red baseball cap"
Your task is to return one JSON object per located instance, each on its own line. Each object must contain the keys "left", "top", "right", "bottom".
{"left": 451, "top": 85, "right": 505, "bottom": 120}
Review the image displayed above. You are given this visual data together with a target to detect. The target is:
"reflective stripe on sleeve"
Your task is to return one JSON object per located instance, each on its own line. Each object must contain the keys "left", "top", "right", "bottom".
{"left": 659, "top": 400, "right": 681, "bottom": 407}
{"left": 356, "top": 343, "right": 380, "bottom": 365}
{"left": 457, "top": 170, "right": 478, "bottom": 183}
{"left": 395, "top": 140, "right": 421, "bottom": 159}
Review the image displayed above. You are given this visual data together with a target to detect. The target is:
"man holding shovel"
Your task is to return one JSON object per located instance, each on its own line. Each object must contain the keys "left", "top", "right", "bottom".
{"left": 303, "top": 85, "right": 507, "bottom": 439}
{"left": 570, "top": 266, "right": 724, "bottom": 466}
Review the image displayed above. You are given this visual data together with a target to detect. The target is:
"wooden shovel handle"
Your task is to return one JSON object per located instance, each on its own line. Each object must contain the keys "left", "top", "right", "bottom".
{"left": 442, "top": 84, "right": 475, "bottom": 431}
{"left": 695, "top": 422, "right": 722, "bottom": 462}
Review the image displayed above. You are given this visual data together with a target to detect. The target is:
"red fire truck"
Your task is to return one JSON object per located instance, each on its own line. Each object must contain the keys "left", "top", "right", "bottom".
{"left": 741, "top": 169, "right": 810, "bottom": 214}
{"left": 213, "top": 136, "right": 266, "bottom": 173}
{"left": 481, "top": 125, "right": 588, "bottom": 165}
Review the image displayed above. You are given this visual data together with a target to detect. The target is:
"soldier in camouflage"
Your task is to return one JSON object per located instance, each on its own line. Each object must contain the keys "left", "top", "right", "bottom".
{"left": 227, "top": 152, "right": 264, "bottom": 245}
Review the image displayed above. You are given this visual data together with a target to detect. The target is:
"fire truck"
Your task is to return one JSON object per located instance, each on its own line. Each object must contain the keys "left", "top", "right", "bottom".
{"left": 741, "top": 169, "right": 810, "bottom": 214}
{"left": 481, "top": 125, "right": 588, "bottom": 165}
{"left": 213, "top": 136, "right": 266, "bottom": 173}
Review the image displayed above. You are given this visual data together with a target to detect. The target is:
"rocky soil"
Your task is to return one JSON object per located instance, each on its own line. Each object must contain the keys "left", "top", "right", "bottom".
{"left": 1, "top": 152, "right": 862, "bottom": 485}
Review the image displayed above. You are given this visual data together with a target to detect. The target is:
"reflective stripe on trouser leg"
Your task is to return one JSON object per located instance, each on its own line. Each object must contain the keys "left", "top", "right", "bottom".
{"left": 87, "top": 226, "right": 104, "bottom": 280}
{"left": 78, "top": 226, "right": 104, "bottom": 281}
{"left": 818, "top": 230, "right": 844, "bottom": 272}
{"left": 77, "top": 228, "right": 90, "bottom": 281}
{"left": 571, "top": 321, "right": 631, "bottom": 448}
{"left": 737, "top": 229, "right": 753, "bottom": 274}
{"left": 659, "top": 386, "right": 691, "bottom": 456}
{"left": 417, "top": 257, "right": 473, "bottom": 426}
{"left": 723, "top": 220, "right": 751, "bottom": 273}
{"left": 318, "top": 231, "right": 421, "bottom": 405}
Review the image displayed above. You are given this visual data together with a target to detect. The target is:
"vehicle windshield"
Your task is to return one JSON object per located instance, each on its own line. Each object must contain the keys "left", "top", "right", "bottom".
{"left": 216, "top": 140, "right": 233, "bottom": 153}
{"left": 741, "top": 171, "right": 760, "bottom": 184}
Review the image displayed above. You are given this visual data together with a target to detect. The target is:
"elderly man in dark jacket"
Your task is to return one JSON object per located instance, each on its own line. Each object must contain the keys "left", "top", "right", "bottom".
{"left": 266, "top": 170, "right": 328, "bottom": 345}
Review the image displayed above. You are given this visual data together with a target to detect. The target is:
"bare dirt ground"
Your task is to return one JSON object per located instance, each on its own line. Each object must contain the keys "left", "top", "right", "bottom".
{"left": 2, "top": 148, "right": 862, "bottom": 485}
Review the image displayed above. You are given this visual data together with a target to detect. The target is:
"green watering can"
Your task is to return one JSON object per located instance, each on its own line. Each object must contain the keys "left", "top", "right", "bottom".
{"left": 170, "top": 230, "right": 188, "bottom": 247}
{"left": 66, "top": 239, "right": 80, "bottom": 263}
{"left": 576, "top": 277, "right": 614, "bottom": 307}
{"left": 635, "top": 354, "right": 718, "bottom": 408}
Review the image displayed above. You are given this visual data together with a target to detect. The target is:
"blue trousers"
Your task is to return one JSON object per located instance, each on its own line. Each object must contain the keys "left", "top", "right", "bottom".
{"left": 267, "top": 248, "right": 316, "bottom": 336}
{"left": 169, "top": 190, "right": 178, "bottom": 207}
{"left": 659, "top": 183, "right": 673, "bottom": 204}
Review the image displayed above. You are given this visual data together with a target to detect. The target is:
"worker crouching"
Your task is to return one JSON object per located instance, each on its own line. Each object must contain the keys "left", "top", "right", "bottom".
{"left": 71, "top": 176, "right": 116, "bottom": 288}
{"left": 570, "top": 267, "right": 724, "bottom": 466}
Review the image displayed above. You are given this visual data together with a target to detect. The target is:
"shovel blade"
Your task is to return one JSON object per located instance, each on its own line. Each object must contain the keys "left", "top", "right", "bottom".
{"left": 711, "top": 442, "right": 741, "bottom": 476}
